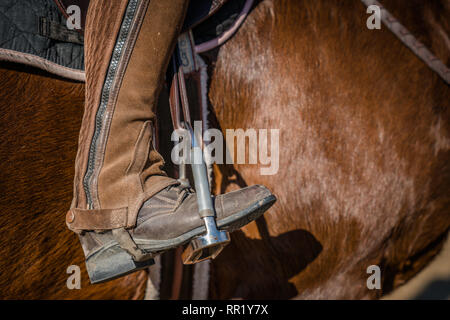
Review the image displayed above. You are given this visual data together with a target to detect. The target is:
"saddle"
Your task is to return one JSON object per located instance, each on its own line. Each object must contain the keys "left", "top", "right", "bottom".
{"left": 54, "top": 0, "right": 229, "bottom": 33}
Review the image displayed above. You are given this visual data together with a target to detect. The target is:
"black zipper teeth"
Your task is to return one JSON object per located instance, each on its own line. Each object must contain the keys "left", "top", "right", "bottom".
{"left": 83, "top": 0, "right": 139, "bottom": 209}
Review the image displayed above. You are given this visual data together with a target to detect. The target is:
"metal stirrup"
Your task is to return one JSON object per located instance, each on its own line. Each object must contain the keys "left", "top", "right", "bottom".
{"left": 168, "top": 53, "right": 230, "bottom": 265}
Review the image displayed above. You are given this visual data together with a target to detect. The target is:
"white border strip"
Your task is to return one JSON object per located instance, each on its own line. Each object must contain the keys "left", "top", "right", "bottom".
{"left": 0, "top": 48, "right": 85, "bottom": 82}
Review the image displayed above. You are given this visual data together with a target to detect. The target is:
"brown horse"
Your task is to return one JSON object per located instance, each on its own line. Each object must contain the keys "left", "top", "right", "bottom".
{"left": 0, "top": 0, "right": 448, "bottom": 299}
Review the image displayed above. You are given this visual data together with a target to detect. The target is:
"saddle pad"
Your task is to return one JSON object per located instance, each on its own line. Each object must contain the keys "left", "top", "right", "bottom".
{"left": 0, "top": 0, "right": 244, "bottom": 82}
{"left": 0, "top": 0, "right": 85, "bottom": 81}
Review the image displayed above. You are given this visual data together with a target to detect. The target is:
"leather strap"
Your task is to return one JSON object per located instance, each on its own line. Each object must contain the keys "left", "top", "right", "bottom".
{"left": 66, "top": 207, "right": 128, "bottom": 232}
{"left": 361, "top": 0, "right": 450, "bottom": 85}
{"left": 112, "top": 228, "right": 154, "bottom": 262}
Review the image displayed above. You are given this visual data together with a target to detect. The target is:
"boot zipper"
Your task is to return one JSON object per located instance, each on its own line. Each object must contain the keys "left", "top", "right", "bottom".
{"left": 83, "top": 0, "right": 140, "bottom": 209}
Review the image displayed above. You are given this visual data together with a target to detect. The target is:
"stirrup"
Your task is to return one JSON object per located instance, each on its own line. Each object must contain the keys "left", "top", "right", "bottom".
{"left": 169, "top": 53, "right": 230, "bottom": 265}
{"left": 181, "top": 139, "right": 230, "bottom": 264}
{"left": 182, "top": 217, "right": 230, "bottom": 264}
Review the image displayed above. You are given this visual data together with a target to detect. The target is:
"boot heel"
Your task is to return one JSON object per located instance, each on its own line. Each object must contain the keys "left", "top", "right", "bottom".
{"left": 85, "top": 244, "right": 154, "bottom": 284}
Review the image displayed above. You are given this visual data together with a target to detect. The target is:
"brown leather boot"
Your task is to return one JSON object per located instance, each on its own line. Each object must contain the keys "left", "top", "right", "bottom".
{"left": 67, "top": 0, "right": 276, "bottom": 284}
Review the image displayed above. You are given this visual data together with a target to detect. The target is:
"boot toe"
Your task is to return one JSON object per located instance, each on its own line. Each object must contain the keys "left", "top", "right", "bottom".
{"left": 215, "top": 184, "right": 275, "bottom": 221}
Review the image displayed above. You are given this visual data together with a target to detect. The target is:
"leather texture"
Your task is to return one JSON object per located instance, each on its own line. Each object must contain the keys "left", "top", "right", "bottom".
{"left": 67, "top": 207, "right": 128, "bottom": 231}
{"left": 132, "top": 185, "right": 272, "bottom": 240}
{"left": 71, "top": 0, "right": 189, "bottom": 230}
{"left": 67, "top": 0, "right": 277, "bottom": 275}
{"left": 72, "top": 0, "right": 129, "bottom": 211}
{"left": 97, "top": 0, "right": 190, "bottom": 228}
{"left": 77, "top": 184, "right": 273, "bottom": 259}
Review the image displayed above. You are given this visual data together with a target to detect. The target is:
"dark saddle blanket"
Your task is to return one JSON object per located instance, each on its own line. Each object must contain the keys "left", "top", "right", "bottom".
{"left": 0, "top": 0, "right": 239, "bottom": 81}
{"left": 0, "top": 0, "right": 85, "bottom": 80}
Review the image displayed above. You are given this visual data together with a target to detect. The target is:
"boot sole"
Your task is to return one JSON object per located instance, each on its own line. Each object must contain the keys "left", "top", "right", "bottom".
{"left": 135, "top": 194, "right": 277, "bottom": 250}
{"left": 86, "top": 194, "right": 276, "bottom": 284}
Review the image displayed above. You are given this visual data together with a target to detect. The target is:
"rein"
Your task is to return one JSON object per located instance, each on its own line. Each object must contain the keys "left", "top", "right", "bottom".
{"left": 361, "top": 0, "right": 450, "bottom": 85}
